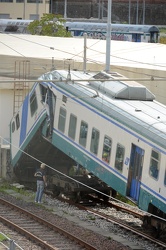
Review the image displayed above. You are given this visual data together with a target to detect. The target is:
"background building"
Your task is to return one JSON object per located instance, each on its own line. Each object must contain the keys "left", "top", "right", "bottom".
{"left": 0, "top": 0, "right": 166, "bottom": 25}
{"left": 0, "top": 0, "right": 49, "bottom": 20}
{"left": 53, "top": 0, "right": 166, "bottom": 25}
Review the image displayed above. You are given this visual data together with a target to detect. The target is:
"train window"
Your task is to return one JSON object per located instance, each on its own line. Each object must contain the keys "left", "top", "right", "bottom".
{"left": 58, "top": 107, "right": 66, "bottom": 133}
{"left": 30, "top": 91, "right": 38, "bottom": 117}
{"left": 164, "top": 170, "right": 166, "bottom": 186}
{"left": 62, "top": 95, "right": 67, "bottom": 103}
{"left": 115, "top": 144, "right": 125, "bottom": 172}
{"left": 15, "top": 114, "right": 20, "bottom": 130}
{"left": 102, "top": 136, "right": 112, "bottom": 163}
{"left": 39, "top": 84, "right": 47, "bottom": 103}
{"left": 79, "top": 121, "right": 88, "bottom": 147}
{"left": 90, "top": 128, "right": 99, "bottom": 155}
{"left": 12, "top": 121, "right": 15, "bottom": 133}
{"left": 68, "top": 114, "right": 77, "bottom": 140}
{"left": 149, "top": 150, "right": 160, "bottom": 180}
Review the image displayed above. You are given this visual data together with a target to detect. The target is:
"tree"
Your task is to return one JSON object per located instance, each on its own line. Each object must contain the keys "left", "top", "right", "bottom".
{"left": 27, "top": 14, "right": 71, "bottom": 37}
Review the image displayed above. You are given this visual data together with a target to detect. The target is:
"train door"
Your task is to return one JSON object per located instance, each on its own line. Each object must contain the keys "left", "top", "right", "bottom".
{"left": 40, "top": 84, "right": 56, "bottom": 138}
{"left": 47, "top": 88, "right": 57, "bottom": 137}
{"left": 150, "top": 32, "right": 158, "bottom": 43}
{"left": 127, "top": 144, "right": 144, "bottom": 202}
{"left": 132, "top": 33, "right": 141, "bottom": 42}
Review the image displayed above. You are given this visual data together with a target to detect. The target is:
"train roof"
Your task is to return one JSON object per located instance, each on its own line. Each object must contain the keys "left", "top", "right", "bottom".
{"left": 66, "top": 22, "right": 160, "bottom": 33}
{"left": 39, "top": 69, "right": 166, "bottom": 151}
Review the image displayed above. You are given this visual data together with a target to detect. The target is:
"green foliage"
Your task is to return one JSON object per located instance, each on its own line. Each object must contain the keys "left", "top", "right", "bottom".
{"left": 27, "top": 13, "right": 71, "bottom": 37}
{"left": 159, "top": 28, "right": 166, "bottom": 34}
{"left": 87, "top": 215, "right": 96, "bottom": 220}
{"left": 116, "top": 193, "right": 136, "bottom": 206}
{"left": 0, "top": 233, "right": 8, "bottom": 242}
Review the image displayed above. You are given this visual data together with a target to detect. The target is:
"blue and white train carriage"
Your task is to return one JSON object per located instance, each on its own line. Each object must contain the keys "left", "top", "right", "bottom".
{"left": 65, "top": 21, "right": 159, "bottom": 43}
{"left": 10, "top": 69, "right": 166, "bottom": 226}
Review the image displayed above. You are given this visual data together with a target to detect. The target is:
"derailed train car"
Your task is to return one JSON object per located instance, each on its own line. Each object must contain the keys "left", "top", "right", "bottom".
{"left": 10, "top": 69, "right": 166, "bottom": 230}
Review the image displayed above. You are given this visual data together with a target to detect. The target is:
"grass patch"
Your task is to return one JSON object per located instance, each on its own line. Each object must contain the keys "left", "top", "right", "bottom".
{"left": 87, "top": 215, "right": 96, "bottom": 220}
{"left": 115, "top": 193, "right": 136, "bottom": 207}
{"left": 0, "top": 233, "right": 8, "bottom": 242}
{"left": 0, "top": 181, "right": 30, "bottom": 196}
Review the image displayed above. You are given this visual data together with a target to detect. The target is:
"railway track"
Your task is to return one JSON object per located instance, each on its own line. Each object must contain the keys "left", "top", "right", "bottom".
{"left": 59, "top": 196, "right": 166, "bottom": 249}
{"left": 0, "top": 189, "right": 166, "bottom": 250}
{"left": 83, "top": 206, "right": 166, "bottom": 249}
{"left": 0, "top": 197, "right": 97, "bottom": 250}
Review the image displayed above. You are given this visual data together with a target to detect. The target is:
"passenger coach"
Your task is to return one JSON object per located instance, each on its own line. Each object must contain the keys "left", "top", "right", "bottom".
{"left": 66, "top": 21, "right": 160, "bottom": 43}
{"left": 10, "top": 70, "right": 166, "bottom": 229}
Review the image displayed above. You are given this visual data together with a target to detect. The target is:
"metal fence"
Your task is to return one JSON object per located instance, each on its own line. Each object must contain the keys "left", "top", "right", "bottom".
{"left": 0, "top": 232, "right": 24, "bottom": 250}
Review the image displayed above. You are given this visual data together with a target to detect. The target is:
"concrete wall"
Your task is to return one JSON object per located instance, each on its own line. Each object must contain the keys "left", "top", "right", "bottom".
{"left": 0, "top": 146, "right": 11, "bottom": 179}
{"left": 0, "top": 89, "right": 13, "bottom": 144}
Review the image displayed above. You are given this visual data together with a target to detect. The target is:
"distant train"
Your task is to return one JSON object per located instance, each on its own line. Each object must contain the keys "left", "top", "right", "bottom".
{"left": 0, "top": 19, "right": 33, "bottom": 33}
{"left": 65, "top": 21, "right": 160, "bottom": 43}
{"left": 10, "top": 69, "right": 166, "bottom": 232}
{"left": 0, "top": 18, "right": 159, "bottom": 43}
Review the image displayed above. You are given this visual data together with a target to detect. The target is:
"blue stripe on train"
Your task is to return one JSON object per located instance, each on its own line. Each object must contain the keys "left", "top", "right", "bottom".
{"left": 19, "top": 95, "right": 29, "bottom": 146}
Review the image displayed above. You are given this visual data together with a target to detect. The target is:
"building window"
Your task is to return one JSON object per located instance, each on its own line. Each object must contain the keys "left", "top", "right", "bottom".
{"left": 115, "top": 144, "right": 125, "bottom": 172}
{"left": 149, "top": 150, "right": 160, "bottom": 180}
{"left": 0, "top": 0, "right": 13, "bottom": 2}
{"left": 68, "top": 114, "right": 77, "bottom": 140}
{"left": 58, "top": 107, "right": 66, "bottom": 133}
{"left": 102, "top": 136, "right": 112, "bottom": 163}
{"left": 27, "top": 0, "right": 43, "bottom": 3}
{"left": 15, "top": 114, "right": 20, "bottom": 130}
{"left": 79, "top": 121, "right": 88, "bottom": 147}
{"left": 90, "top": 128, "right": 99, "bottom": 155}
{"left": 30, "top": 91, "right": 38, "bottom": 117}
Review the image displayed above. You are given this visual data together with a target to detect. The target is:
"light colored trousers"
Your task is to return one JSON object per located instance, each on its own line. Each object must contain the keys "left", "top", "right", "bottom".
{"left": 35, "top": 180, "right": 44, "bottom": 203}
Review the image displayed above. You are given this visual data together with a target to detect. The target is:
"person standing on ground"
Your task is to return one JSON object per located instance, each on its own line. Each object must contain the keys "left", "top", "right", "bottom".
{"left": 34, "top": 163, "right": 47, "bottom": 203}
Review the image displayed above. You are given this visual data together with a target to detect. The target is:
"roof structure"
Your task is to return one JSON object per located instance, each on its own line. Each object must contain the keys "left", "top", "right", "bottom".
{"left": 0, "top": 33, "right": 166, "bottom": 71}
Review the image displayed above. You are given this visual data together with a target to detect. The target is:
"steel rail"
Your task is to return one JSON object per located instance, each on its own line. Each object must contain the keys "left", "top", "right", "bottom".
{"left": 0, "top": 197, "right": 97, "bottom": 250}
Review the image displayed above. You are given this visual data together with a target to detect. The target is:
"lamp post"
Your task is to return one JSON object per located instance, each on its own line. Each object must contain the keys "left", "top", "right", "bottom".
{"left": 129, "top": 0, "right": 131, "bottom": 24}
{"left": 105, "top": 0, "right": 112, "bottom": 73}
{"left": 136, "top": 0, "right": 139, "bottom": 24}
{"left": 142, "top": 0, "right": 145, "bottom": 24}
{"left": 23, "top": 0, "right": 25, "bottom": 19}
{"left": 64, "top": 0, "right": 67, "bottom": 19}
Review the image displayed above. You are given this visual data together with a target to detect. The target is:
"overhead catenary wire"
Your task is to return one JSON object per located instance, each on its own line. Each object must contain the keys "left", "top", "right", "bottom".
{"left": 0, "top": 32, "right": 166, "bottom": 75}
{"left": 0, "top": 76, "right": 166, "bottom": 83}
{"left": 0, "top": 133, "right": 166, "bottom": 223}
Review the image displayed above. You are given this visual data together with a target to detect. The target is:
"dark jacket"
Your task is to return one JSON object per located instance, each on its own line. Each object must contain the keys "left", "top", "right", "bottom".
{"left": 35, "top": 168, "right": 46, "bottom": 182}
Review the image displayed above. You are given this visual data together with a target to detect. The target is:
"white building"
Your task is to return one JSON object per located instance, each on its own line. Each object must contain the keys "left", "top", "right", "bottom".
{"left": 0, "top": 0, "right": 50, "bottom": 20}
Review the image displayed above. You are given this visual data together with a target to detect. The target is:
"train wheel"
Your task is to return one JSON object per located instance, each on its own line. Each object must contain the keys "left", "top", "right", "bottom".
{"left": 72, "top": 192, "right": 81, "bottom": 203}
{"left": 52, "top": 186, "right": 60, "bottom": 197}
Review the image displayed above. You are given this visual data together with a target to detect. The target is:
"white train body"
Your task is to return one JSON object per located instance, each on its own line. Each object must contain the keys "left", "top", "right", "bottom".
{"left": 65, "top": 21, "right": 160, "bottom": 43}
{"left": 10, "top": 70, "right": 166, "bottom": 217}
{"left": 0, "top": 19, "right": 33, "bottom": 33}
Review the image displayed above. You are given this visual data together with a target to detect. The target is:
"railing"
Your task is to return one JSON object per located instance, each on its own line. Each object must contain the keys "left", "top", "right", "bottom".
{"left": 0, "top": 232, "right": 24, "bottom": 250}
